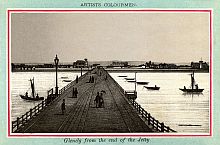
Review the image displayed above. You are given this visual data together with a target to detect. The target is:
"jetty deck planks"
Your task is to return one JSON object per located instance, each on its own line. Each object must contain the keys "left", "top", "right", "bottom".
{"left": 18, "top": 68, "right": 153, "bottom": 133}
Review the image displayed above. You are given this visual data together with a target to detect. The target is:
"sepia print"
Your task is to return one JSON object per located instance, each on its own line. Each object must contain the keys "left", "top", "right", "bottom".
{"left": 10, "top": 10, "right": 211, "bottom": 135}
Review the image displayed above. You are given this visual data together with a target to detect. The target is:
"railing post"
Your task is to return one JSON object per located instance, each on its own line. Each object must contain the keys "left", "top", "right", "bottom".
{"left": 30, "top": 109, "right": 32, "bottom": 118}
{"left": 148, "top": 113, "right": 151, "bottom": 125}
{"left": 152, "top": 118, "right": 155, "bottom": 128}
{"left": 42, "top": 100, "right": 44, "bottom": 109}
{"left": 21, "top": 115, "right": 24, "bottom": 125}
{"left": 167, "top": 126, "right": 170, "bottom": 132}
{"left": 26, "top": 112, "right": 28, "bottom": 122}
{"left": 38, "top": 104, "right": 40, "bottom": 112}
{"left": 161, "top": 122, "right": 165, "bottom": 132}
{"left": 156, "top": 120, "right": 159, "bottom": 131}
{"left": 16, "top": 117, "right": 19, "bottom": 130}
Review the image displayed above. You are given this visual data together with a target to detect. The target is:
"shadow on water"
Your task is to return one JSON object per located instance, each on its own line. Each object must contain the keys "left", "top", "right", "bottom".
{"left": 182, "top": 92, "right": 204, "bottom": 98}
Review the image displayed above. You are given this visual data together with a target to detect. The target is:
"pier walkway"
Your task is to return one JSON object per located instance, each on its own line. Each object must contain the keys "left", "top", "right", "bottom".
{"left": 16, "top": 68, "right": 153, "bottom": 133}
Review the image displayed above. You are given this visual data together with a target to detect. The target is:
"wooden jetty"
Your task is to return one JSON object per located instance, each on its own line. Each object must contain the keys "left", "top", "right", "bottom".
{"left": 12, "top": 67, "right": 175, "bottom": 133}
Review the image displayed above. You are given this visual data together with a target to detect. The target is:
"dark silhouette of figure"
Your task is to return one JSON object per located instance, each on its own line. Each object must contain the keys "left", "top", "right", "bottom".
{"left": 99, "top": 92, "right": 104, "bottom": 108}
{"left": 61, "top": 99, "right": 66, "bottom": 115}
{"left": 195, "top": 84, "right": 198, "bottom": 90}
{"left": 72, "top": 87, "right": 75, "bottom": 98}
{"left": 36, "top": 93, "right": 39, "bottom": 99}
{"left": 76, "top": 75, "right": 78, "bottom": 83}
{"left": 25, "top": 92, "right": 28, "bottom": 97}
{"left": 75, "top": 88, "right": 78, "bottom": 98}
{"left": 94, "top": 92, "right": 100, "bottom": 108}
{"left": 91, "top": 76, "right": 94, "bottom": 83}
{"left": 89, "top": 76, "right": 91, "bottom": 83}
{"left": 184, "top": 86, "right": 186, "bottom": 90}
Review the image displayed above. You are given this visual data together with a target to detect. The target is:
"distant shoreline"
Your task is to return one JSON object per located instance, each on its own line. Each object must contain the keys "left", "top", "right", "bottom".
{"left": 12, "top": 68, "right": 209, "bottom": 73}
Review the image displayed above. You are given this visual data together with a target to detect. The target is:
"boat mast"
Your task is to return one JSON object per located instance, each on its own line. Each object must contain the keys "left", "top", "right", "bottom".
{"left": 30, "top": 77, "right": 35, "bottom": 98}
{"left": 135, "top": 72, "right": 137, "bottom": 92}
{"left": 191, "top": 71, "right": 195, "bottom": 90}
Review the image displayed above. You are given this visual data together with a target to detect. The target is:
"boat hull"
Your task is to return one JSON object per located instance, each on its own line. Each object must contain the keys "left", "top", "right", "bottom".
{"left": 127, "top": 80, "right": 136, "bottom": 83}
{"left": 144, "top": 86, "right": 160, "bottom": 90}
{"left": 179, "top": 88, "right": 204, "bottom": 93}
{"left": 62, "top": 80, "right": 72, "bottom": 82}
{"left": 118, "top": 75, "right": 127, "bottom": 77}
{"left": 125, "top": 78, "right": 135, "bottom": 80}
{"left": 20, "top": 95, "right": 44, "bottom": 101}
{"left": 136, "top": 82, "right": 149, "bottom": 85}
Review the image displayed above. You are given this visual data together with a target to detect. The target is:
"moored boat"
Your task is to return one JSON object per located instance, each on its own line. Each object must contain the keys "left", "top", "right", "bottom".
{"left": 144, "top": 85, "right": 160, "bottom": 90}
{"left": 20, "top": 78, "right": 44, "bottom": 101}
{"left": 62, "top": 79, "right": 72, "bottom": 82}
{"left": 179, "top": 88, "right": 204, "bottom": 93}
{"left": 179, "top": 71, "right": 204, "bottom": 93}
{"left": 136, "top": 81, "right": 149, "bottom": 85}
{"left": 127, "top": 80, "right": 136, "bottom": 83}
{"left": 118, "top": 75, "right": 127, "bottom": 77}
{"left": 125, "top": 78, "right": 135, "bottom": 80}
{"left": 20, "top": 94, "right": 44, "bottom": 101}
{"left": 61, "top": 76, "right": 68, "bottom": 79}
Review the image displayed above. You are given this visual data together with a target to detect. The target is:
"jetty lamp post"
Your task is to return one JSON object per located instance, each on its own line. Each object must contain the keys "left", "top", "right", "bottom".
{"left": 54, "top": 54, "right": 59, "bottom": 98}
{"left": 135, "top": 72, "right": 137, "bottom": 92}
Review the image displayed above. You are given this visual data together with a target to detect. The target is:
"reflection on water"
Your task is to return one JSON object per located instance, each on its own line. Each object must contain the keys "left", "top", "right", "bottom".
{"left": 110, "top": 72, "right": 210, "bottom": 133}
{"left": 11, "top": 71, "right": 210, "bottom": 133}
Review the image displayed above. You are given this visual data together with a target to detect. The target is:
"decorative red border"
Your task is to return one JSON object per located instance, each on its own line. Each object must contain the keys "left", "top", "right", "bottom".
{"left": 7, "top": 9, "right": 213, "bottom": 137}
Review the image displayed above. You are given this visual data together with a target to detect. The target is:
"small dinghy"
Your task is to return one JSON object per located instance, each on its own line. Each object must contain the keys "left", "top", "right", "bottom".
{"left": 136, "top": 81, "right": 149, "bottom": 85}
{"left": 144, "top": 85, "right": 160, "bottom": 90}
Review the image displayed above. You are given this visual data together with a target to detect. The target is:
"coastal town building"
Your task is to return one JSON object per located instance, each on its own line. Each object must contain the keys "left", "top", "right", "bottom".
{"left": 73, "top": 60, "right": 86, "bottom": 68}
{"left": 108, "top": 61, "right": 129, "bottom": 68}
{"left": 191, "top": 61, "right": 209, "bottom": 70}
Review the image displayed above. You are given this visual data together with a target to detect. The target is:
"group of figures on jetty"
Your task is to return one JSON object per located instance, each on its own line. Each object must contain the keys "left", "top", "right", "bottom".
{"left": 60, "top": 90, "right": 105, "bottom": 115}
{"left": 72, "top": 87, "right": 78, "bottom": 98}
{"left": 94, "top": 91, "right": 105, "bottom": 108}
{"left": 88, "top": 76, "right": 95, "bottom": 83}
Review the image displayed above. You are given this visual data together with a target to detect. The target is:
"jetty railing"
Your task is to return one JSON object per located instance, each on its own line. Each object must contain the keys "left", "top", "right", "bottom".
{"left": 12, "top": 69, "right": 93, "bottom": 133}
{"left": 59, "top": 81, "right": 74, "bottom": 95}
{"left": 12, "top": 99, "right": 47, "bottom": 132}
{"left": 11, "top": 89, "right": 57, "bottom": 133}
{"left": 125, "top": 91, "right": 137, "bottom": 99}
{"left": 59, "top": 69, "right": 93, "bottom": 95}
{"left": 129, "top": 99, "right": 176, "bottom": 133}
{"left": 103, "top": 68, "right": 176, "bottom": 132}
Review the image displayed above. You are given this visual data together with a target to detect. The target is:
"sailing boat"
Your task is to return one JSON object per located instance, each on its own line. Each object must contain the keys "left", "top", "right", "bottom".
{"left": 179, "top": 72, "right": 204, "bottom": 93}
{"left": 20, "top": 78, "right": 44, "bottom": 101}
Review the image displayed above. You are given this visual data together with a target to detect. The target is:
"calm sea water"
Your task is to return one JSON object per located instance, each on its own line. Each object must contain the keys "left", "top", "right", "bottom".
{"left": 11, "top": 71, "right": 210, "bottom": 133}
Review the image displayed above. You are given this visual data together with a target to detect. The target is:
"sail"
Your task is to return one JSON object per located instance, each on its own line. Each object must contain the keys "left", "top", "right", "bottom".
{"left": 191, "top": 71, "right": 195, "bottom": 89}
{"left": 30, "top": 78, "right": 35, "bottom": 98}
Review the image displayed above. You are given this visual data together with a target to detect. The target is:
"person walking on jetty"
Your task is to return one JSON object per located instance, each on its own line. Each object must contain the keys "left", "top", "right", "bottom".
{"left": 89, "top": 76, "right": 91, "bottom": 83}
{"left": 25, "top": 92, "right": 28, "bottom": 97}
{"left": 75, "top": 88, "right": 78, "bottom": 98}
{"left": 99, "top": 92, "right": 104, "bottom": 108}
{"left": 76, "top": 75, "right": 78, "bottom": 83}
{"left": 61, "top": 99, "right": 66, "bottom": 115}
{"left": 91, "top": 76, "right": 94, "bottom": 83}
{"left": 72, "top": 87, "right": 75, "bottom": 98}
{"left": 94, "top": 92, "right": 100, "bottom": 108}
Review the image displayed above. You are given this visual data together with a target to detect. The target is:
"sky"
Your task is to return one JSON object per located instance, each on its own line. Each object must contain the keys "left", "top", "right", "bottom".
{"left": 11, "top": 12, "right": 210, "bottom": 63}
